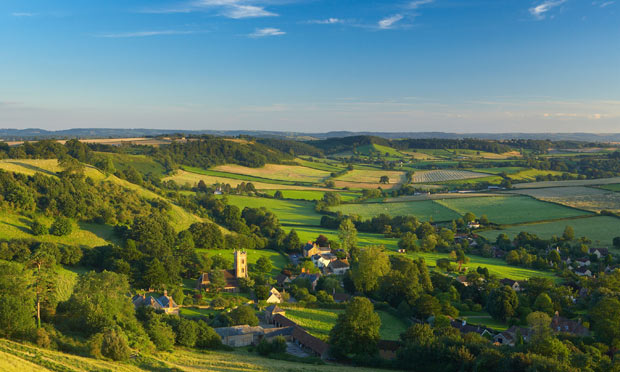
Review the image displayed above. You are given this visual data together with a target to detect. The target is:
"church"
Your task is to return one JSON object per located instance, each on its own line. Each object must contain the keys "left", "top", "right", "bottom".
{"left": 197, "top": 250, "right": 247, "bottom": 293}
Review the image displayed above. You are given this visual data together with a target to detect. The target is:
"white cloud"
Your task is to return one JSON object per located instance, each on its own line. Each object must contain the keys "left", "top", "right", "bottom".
{"left": 249, "top": 27, "right": 285, "bottom": 37}
{"left": 593, "top": 1, "right": 615, "bottom": 7}
{"left": 98, "top": 30, "right": 196, "bottom": 38}
{"left": 143, "top": 0, "right": 278, "bottom": 18}
{"left": 529, "top": 0, "right": 567, "bottom": 20}
{"left": 11, "top": 12, "right": 36, "bottom": 17}
{"left": 408, "top": 0, "right": 434, "bottom": 9}
{"left": 307, "top": 18, "right": 343, "bottom": 24}
{"left": 378, "top": 14, "right": 404, "bottom": 29}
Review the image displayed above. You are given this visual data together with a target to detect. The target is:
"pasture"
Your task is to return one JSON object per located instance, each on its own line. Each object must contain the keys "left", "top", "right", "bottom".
{"left": 330, "top": 200, "right": 461, "bottom": 222}
{"left": 508, "top": 186, "right": 620, "bottom": 213}
{"left": 435, "top": 196, "right": 592, "bottom": 225}
{"left": 212, "top": 164, "right": 330, "bottom": 183}
{"left": 224, "top": 195, "right": 322, "bottom": 226}
{"left": 284, "top": 308, "right": 408, "bottom": 341}
{"left": 262, "top": 189, "right": 360, "bottom": 202}
{"left": 479, "top": 216, "right": 620, "bottom": 247}
{"left": 411, "top": 170, "right": 489, "bottom": 183}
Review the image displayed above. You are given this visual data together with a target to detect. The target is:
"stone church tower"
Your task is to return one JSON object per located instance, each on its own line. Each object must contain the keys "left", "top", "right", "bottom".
{"left": 234, "top": 250, "right": 247, "bottom": 278}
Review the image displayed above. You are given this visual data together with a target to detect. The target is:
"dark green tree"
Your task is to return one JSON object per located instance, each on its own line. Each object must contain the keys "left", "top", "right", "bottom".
{"left": 487, "top": 285, "right": 519, "bottom": 321}
{"left": 329, "top": 297, "right": 381, "bottom": 359}
{"left": 50, "top": 216, "right": 72, "bottom": 236}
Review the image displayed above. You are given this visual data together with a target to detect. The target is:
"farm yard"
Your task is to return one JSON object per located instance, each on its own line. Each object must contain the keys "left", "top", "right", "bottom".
{"left": 411, "top": 169, "right": 489, "bottom": 183}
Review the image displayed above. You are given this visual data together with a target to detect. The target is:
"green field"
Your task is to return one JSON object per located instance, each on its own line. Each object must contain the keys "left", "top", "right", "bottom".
{"left": 0, "top": 212, "right": 117, "bottom": 248}
{"left": 600, "top": 184, "right": 620, "bottom": 192}
{"left": 0, "top": 338, "right": 381, "bottom": 372}
{"left": 262, "top": 189, "right": 360, "bottom": 202}
{"left": 224, "top": 195, "right": 322, "bottom": 226}
{"left": 285, "top": 307, "right": 408, "bottom": 341}
{"left": 212, "top": 164, "right": 330, "bottom": 184}
{"left": 330, "top": 200, "right": 460, "bottom": 222}
{"left": 195, "top": 248, "right": 288, "bottom": 276}
{"left": 475, "top": 167, "right": 525, "bottom": 175}
{"left": 435, "top": 196, "right": 592, "bottom": 225}
{"left": 479, "top": 215, "right": 620, "bottom": 247}
{"left": 95, "top": 152, "right": 167, "bottom": 177}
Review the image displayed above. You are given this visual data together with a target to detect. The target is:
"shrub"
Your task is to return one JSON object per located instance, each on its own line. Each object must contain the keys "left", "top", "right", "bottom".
{"left": 31, "top": 220, "right": 47, "bottom": 236}
{"left": 50, "top": 217, "right": 73, "bottom": 236}
{"left": 257, "top": 336, "right": 287, "bottom": 356}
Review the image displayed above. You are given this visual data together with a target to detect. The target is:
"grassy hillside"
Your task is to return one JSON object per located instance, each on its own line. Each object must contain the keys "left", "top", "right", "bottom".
{"left": 224, "top": 195, "right": 323, "bottom": 226}
{"left": 0, "top": 338, "right": 382, "bottom": 372}
{"left": 330, "top": 200, "right": 460, "bottom": 222}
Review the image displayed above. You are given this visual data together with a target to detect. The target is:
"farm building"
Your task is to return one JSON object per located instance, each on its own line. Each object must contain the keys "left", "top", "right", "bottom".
{"left": 264, "top": 305, "right": 286, "bottom": 324}
{"left": 214, "top": 325, "right": 294, "bottom": 347}
{"left": 132, "top": 291, "right": 179, "bottom": 315}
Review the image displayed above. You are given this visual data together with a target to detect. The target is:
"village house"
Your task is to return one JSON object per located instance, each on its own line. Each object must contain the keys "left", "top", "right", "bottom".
{"left": 132, "top": 290, "right": 179, "bottom": 315}
{"left": 327, "top": 259, "right": 350, "bottom": 275}
{"left": 456, "top": 275, "right": 470, "bottom": 287}
{"left": 311, "top": 253, "right": 335, "bottom": 269}
{"left": 450, "top": 320, "right": 494, "bottom": 338}
{"left": 266, "top": 287, "right": 283, "bottom": 304}
{"left": 575, "top": 266, "right": 593, "bottom": 277}
{"left": 575, "top": 257, "right": 591, "bottom": 267}
{"left": 494, "top": 326, "right": 532, "bottom": 346}
{"left": 275, "top": 273, "right": 292, "bottom": 287}
{"left": 197, "top": 250, "right": 247, "bottom": 293}
{"left": 590, "top": 248, "right": 609, "bottom": 259}
{"left": 297, "top": 272, "right": 321, "bottom": 291}
{"left": 302, "top": 241, "right": 331, "bottom": 258}
{"left": 500, "top": 278, "right": 522, "bottom": 292}
{"left": 551, "top": 313, "right": 590, "bottom": 337}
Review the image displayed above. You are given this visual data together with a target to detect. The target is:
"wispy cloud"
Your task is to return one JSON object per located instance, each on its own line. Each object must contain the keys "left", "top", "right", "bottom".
{"left": 307, "top": 18, "right": 343, "bottom": 24}
{"left": 142, "top": 0, "right": 278, "bottom": 19}
{"left": 97, "top": 30, "right": 197, "bottom": 38}
{"left": 529, "top": 0, "right": 567, "bottom": 20}
{"left": 593, "top": 0, "right": 615, "bottom": 7}
{"left": 11, "top": 12, "right": 37, "bottom": 17}
{"left": 378, "top": 14, "right": 404, "bottom": 29}
{"left": 407, "top": 0, "right": 434, "bottom": 9}
{"left": 249, "top": 27, "right": 285, "bottom": 37}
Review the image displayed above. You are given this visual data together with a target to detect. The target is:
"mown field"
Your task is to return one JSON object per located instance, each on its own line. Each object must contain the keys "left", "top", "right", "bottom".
{"left": 0, "top": 338, "right": 380, "bottom": 372}
{"left": 479, "top": 216, "right": 620, "bottom": 247}
{"left": 212, "top": 164, "right": 330, "bottom": 183}
{"left": 435, "top": 195, "right": 592, "bottom": 225}
{"left": 224, "top": 195, "right": 322, "bottom": 226}
{"left": 330, "top": 200, "right": 461, "bottom": 222}
{"left": 411, "top": 170, "right": 489, "bottom": 183}
{"left": 262, "top": 190, "right": 360, "bottom": 202}
{"left": 285, "top": 308, "right": 408, "bottom": 341}
{"left": 508, "top": 186, "right": 620, "bottom": 213}
{"left": 334, "top": 169, "right": 407, "bottom": 187}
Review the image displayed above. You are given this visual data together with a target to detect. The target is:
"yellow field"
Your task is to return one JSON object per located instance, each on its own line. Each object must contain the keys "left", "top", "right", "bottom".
{"left": 166, "top": 169, "right": 333, "bottom": 191}
{"left": 0, "top": 338, "right": 385, "bottom": 372}
{"left": 212, "top": 164, "right": 330, "bottom": 183}
{"left": 335, "top": 169, "right": 406, "bottom": 184}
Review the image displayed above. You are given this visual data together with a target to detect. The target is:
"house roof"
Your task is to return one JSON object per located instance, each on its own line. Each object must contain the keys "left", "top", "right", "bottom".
{"left": 215, "top": 325, "right": 265, "bottom": 338}
{"left": 333, "top": 293, "right": 351, "bottom": 302}
{"left": 450, "top": 320, "right": 494, "bottom": 336}
{"left": 551, "top": 316, "right": 589, "bottom": 336}
{"left": 275, "top": 274, "right": 290, "bottom": 285}
{"left": 273, "top": 314, "right": 298, "bottom": 328}
{"left": 292, "top": 326, "right": 329, "bottom": 356}
{"left": 298, "top": 273, "right": 320, "bottom": 282}
{"left": 575, "top": 266, "right": 591, "bottom": 273}
{"left": 329, "top": 259, "right": 350, "bottom": 269}
{"left": 265, "top": 305, "right": 285, "bottom": 314}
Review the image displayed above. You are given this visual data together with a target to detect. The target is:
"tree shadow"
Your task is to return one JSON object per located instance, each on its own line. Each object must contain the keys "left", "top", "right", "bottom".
{"left": 9, "top": 161, "right": 57, "bottom": 176}
{"left": 78, "top": 222, "right": 123, "bottom": 246}
{"left": 2, "top": 220, "right": 32, "bottom": 235}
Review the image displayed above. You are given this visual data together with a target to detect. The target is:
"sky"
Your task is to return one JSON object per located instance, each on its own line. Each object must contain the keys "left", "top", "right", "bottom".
{"left": 0, "top": 0, "right": 619, "bottom": 133}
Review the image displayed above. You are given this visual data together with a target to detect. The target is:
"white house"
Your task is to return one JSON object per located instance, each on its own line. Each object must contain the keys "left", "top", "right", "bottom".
{"left": 266, "top": 287, "right": 282, "bottom": 304}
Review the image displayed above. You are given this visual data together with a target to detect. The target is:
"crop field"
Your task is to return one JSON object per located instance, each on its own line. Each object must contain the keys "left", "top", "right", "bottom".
{"left": 0, "top": 338, "right": 380, "bottom": 372}
{"left": 224, "top": 195, "right": 322, "bottom": 226}
{"left": 512, "top": 177, "right": 620, "bottom": 189}
{"left": 412, "top": 170, "right": 489, "bottom": 183}
{"left": 195, "top": 248, "right": 287, "bottom": 276}
{"left": 285, "top": 308, "right": 408, "bottom": 341}
{"left": 0, "top": 212, "right": 116, "bottom": 248}
{"left": 435, "top": 196, "right": 592, "bottom": 225}
{"left": 212, "top": 164, "right": 330, "bottom": 183}
{"left": 335, "top": 169, "right": 407, "bottom": 184}
{"left": 508, "top": 186, "right": 620, "bottom": 213}
{"left": 165, "top": 169, "right": 330, "bottom": 191}
{"left": 479, "top": 216, "right": 620, "bottom": 247}
{"left": 599, "top": 184, "right": 620, "bottom": 192}
{"left": 262, "top": 189, "right": 359, "bottom": 202}
{"left": 330, "top": 200, "right": 461, "bottom": 221}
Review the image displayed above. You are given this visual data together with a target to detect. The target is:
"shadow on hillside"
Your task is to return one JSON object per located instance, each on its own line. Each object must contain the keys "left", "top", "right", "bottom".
{"left": 2, "top": 220, "right": 32, "bottom": 235}
{"left": 9, "top": 161, "right": 57, "bottom": 176}
{"left": 78, "top": 222, "right": 123, "bottom": 246}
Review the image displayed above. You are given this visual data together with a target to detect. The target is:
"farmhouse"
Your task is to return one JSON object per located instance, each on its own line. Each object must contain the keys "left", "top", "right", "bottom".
{"left": 297, "top": 272, "right": 321, "bottom": 291}
{"left": 551, "top": 313, "right": 589, "bottom": 337}
{"left": 197, "top": 250, "right": 247, "bottom": 293}
{"left": 132, "top": 290, "right": 179, "bottom": 315}
{"left": 574, "top": 267, "right": 593, "bottom": 277}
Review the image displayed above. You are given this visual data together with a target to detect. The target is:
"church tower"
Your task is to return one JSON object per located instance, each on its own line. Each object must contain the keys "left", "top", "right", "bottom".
{"left": 234, "top": 250, "right": 247, "bottom": 278}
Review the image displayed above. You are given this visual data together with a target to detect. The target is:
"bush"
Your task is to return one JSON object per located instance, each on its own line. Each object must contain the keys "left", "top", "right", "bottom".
{"left": 90, "top": 328, "right": 131, "bottom": 361}
{"left": 195, "top": 320, "right": 222, "bottom": 349}
{"left": 35, "top": 327, "right": 52, "bottom": 349}
{"left": 211, "top": 297, "right": 229, "bottom": 309}
{"left": 50, "top": 217, "right": 73, "bottom": 236}
{"left": 257, "top": 336, "right": 287, "bottom": 356}
{"left": 147, "top": 319, "right": 176, "bottom": 351}
{"left": 31, "top": 220, "right": 47, "bottom": 236}
{"left": 173, "top": 317, "right": 198, "bottom": 347}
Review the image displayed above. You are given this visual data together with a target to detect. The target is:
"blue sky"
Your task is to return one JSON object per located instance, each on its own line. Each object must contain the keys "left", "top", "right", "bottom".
{"left": 1, "top": 0, "right": 618, "bottom": 132}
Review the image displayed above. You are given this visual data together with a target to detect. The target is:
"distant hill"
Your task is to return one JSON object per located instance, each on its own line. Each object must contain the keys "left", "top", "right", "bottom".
{"left": 1, "top": 128, "right": 620, "bottom": 143}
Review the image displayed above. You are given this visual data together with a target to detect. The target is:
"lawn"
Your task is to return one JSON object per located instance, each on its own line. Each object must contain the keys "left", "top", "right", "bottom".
{"left": 460, "top": 311, "right": 509, "bottom": 331}
{"left": 212, "top": 164, "right": 331, "bottom": 183}
{"left": 224, "top": 195, "right": 322, "bottom": 226}
{"left": 330, "top": 200, "right": 461, "bottom": 222}
{"left": 194, "top": 248, "right": 288, "bottom": 276}
{"left": 285, "top": 308, "right": 409, "bottom": 341}
{"left": 435, "top": 195, "right": 592, "bottom": 225}
{"left": 179, "top": 307, "right": 218, "bottom": 319}
{"left": 479, "top": 215, "right": 620, "bottom": 248}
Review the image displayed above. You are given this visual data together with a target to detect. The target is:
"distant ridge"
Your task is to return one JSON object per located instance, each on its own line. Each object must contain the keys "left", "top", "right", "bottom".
{"left": 1, "top": 128, "right": 619, "bottom": 143}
